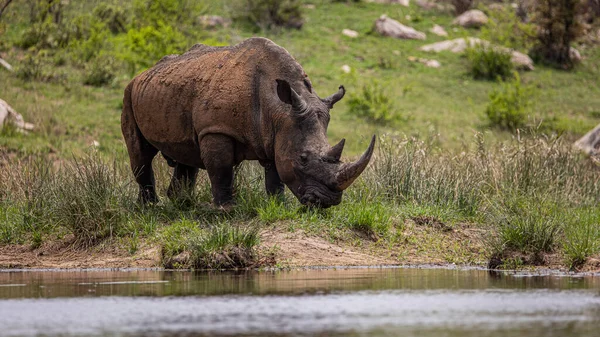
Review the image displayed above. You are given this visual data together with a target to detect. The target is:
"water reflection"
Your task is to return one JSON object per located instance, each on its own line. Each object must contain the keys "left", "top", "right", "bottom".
{"left": 0, "top": 267, "right": 598, "bottom": 299}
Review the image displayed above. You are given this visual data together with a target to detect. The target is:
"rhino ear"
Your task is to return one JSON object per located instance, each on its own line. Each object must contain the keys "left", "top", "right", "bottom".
{"left": 276, "top": 79, "right": 307, "bottom": 112}
{"left": 276, "top": 79, "right": 293, "bottom": 105}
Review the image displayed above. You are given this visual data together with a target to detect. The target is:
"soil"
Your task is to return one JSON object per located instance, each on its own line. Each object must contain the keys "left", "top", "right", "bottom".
{"left": 0, "top": 226, "right": 598, "bottom": 272}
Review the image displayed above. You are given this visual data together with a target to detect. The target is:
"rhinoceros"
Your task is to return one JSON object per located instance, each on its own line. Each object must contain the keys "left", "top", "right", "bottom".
{"left": 122, "top": 37, "right": 375, "bottom": 208}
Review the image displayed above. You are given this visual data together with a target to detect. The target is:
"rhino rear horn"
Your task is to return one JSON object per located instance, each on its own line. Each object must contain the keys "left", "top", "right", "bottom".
{"left": 327, "top": 138, "right": 345, "bottom": 162}
{"left": 335, "top": 135, "right": 376, "bottom": 191}
{"left": 322, "top": 85, "right": 345, "bottom": 109}
{"left": 277, "top": 79, "right": 307, "bottom": 112}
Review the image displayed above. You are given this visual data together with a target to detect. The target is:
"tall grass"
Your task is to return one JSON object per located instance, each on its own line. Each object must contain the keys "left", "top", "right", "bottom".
{"left": 0, "top": 133, "right": 599, "bottom": 268}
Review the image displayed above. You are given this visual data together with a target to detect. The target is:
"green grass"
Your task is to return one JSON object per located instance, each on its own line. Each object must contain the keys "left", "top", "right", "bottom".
{"left": 1, "top": 0, "right": 600, "bottom": 270}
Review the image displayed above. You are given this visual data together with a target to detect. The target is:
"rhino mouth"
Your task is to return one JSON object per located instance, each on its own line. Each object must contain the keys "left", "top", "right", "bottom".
{"left": 299, "top": 185, "right": 342, "bottom": 208}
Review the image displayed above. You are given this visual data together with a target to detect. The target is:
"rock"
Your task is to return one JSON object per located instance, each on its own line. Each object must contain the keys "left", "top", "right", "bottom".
{"left": 574, "top": 123, "right": 600, "bottom": 157}
{"left": 420, "top": 38, "right": 534, "bottom": 70}
{"left": 570, "top": 47, "right": 582, "bottom": 63}
{"left": 430, "top": 24, "right": 448, "bottom": 37}
{"left": 488, "top": 3, "right": 505, "bottom": 11}
{"left": 303, "top": 4, "right": 316, "bottom": 9}
{"left": 416, "top": 0, "right": 442, "bottom": 10}
{"left": 453, "top": 9, "right": 488, "bottom": 28}
{"left": 370, "top": 0, "right": 410, "bottom": 6}
{"left": 0, "top": 99, "right": 35, "bottom": 132}
{"left": 408, "top": 56, "right": 441, "bottom": 68}
{"left": 510, "top": 51, "right": 535, "bottom": 70}
{"left": 341, "top": 65, "right": 351, "bottom": 73}
{"left": 374, "top": 15, "right": 426, "bottom": 40}
{"left": 0, "top": 57, "right": 13, "bottom": 72}
{"left": 342, "top": 29, "right": 359, "bottom": 38}
{"left": 196, "top": 15, "right": 231, "bottom": 28}
{"left": 91, "top": 140, "right": 100, "bottom": 148}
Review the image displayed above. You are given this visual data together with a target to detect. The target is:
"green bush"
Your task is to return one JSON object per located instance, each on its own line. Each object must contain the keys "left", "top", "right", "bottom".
{"left": 93, "top": 3, "right": 128, "bottom": 34}
{"left": 485, "top": 72, "right": 532, "bottom": 130}
{"left": 482, "top": 4, "right": 536, "bottom": 51}
{"left": 15, "top": 51, "right": 65, "bottom": 83}
{"left": 83, "top": 54, "right": 117, "bottom": 87}
{"left": 348, "top": 81, "right": 398, "bottom": 124}
{"left": 341, "top": 200, "right": 391, "bottom": 237}
{"left": 119, "top": 22, "right": 186, "bottom": 75}
{"left": 133, "top": 0, "right": 205, "bottom": 28}
{"left": 466, "top": 44, "right": 514, "bottom": 80}
{"left": 531, "top": 0, "right": 585, "bottom": 69}
{"left": 231, "top": 0, "right": 304, "bottom": 31}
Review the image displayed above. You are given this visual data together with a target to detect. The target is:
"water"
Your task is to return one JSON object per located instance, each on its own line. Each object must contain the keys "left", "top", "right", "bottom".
{"left": 0, "top": 268, "right": 599, "bottom": 337}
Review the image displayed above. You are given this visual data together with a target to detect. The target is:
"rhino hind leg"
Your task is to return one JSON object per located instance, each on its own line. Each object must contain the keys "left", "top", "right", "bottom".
{"left": 167, "top": 163, "right": 199, "bottom": 201}
{"left": 264, "top": 163, "right": 284, "bottom": 197}
{"left": 200, "top": 134, "right": 235, "bottom": 206}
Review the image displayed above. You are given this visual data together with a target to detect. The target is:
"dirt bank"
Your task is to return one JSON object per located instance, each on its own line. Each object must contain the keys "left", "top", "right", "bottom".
{"left": 1, "top": 223, "right": 598, "bottom": 272}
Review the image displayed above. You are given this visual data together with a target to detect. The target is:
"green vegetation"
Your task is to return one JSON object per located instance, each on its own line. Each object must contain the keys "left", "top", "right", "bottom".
{"left": 484, "top": 73, "right": 532, "bottom": 130}
{"left": 1, "top": 0, "right": 599, "bottom": 270}
{"left": 466, "top": 45, "right": 514, "bottom": 81}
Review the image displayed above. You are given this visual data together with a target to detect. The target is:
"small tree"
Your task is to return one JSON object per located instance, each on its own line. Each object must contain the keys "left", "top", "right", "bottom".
{"left": 531, "top": 0, "right": 585, "bottom": 69}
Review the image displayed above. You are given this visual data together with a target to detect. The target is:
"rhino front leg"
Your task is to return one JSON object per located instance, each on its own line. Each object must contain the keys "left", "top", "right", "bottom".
{"left": 264, "top": 162, "right": 284, "bottom": 197}
{"left": 200, "top": 134, "right": 235, "bottom": 206}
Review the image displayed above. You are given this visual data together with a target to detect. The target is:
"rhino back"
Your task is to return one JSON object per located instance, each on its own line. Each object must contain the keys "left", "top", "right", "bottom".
{"left": 128, "top": 38, "right": 305, "bottom": 166}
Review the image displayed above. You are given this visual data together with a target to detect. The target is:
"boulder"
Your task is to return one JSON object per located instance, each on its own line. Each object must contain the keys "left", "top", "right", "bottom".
{"left": 574, "top": 123, "right": 600, "bottom": 157}
{"left": 570, "top": 47, "right": 582, "bottom": 63}
{"left": 374, "top": 15, "right": 426, "bottom": 40}
{"left": 453, "top": 9, "right": 488, "bottom": 28}
{"left": 342, "top": 29, "right": 359, "bottom": 38}
{"left": 196, "top": 15, "right": 231, "bottom": 28}
{"left": 430, "top": 24, "right": 448, "bottom": 37}
{"left": 341, "top": 65, "right": 351, "bottom": 73}
{"left": 0, "top": 99, "right": 34, "bottom": 132}
{"left": 370, "top": 0, "right": 410, "bottom": 6}
{"left": 0, "top": 57, "right": 13, "bottom": 72}
{"left": 408, "top": 56, "right": 441, "bottom": 68}
{"left": 420, "top": 38, "right": 534, "bottom": 70}
{"left": 416, "top": 0, "right": 444, "bottom": 10}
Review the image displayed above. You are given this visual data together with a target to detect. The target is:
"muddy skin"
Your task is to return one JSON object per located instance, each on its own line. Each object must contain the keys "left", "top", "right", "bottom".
{"left": 122, "top": 37, "right": 375, "bottom": 207}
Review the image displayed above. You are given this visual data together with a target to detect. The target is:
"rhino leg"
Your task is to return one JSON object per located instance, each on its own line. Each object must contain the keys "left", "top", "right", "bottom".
{"left": 122, "top": 102, "right": 158, "bottom": 204}
{"left": 167, "top": 163, "right": 199, "bottom": 201}
{"left": 264, "top": 162, "right": 284, "bottom": 197}
{"left": 200, "top": 134, "right": 235, "bottom": 206}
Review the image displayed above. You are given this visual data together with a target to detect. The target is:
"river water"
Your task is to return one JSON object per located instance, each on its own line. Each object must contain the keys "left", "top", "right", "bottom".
{"left": 0, "top": 267, "right": 599, "bottom": 337}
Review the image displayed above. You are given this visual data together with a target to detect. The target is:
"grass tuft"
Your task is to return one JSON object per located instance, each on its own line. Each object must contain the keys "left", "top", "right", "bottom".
{"left": 189, "top": 224, "right": 260, "bottom": 269}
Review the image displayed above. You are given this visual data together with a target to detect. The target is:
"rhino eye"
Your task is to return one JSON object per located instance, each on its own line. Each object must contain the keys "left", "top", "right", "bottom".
{"left": 300, "top": 153, "right": 308, "bottom": 164}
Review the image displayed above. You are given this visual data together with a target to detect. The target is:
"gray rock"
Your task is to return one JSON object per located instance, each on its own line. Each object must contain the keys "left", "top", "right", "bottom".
{"left": 420, "top": 38, "right": 534, "bottom": 70}
{"left": 453, "top": 9, "right": 488, "bottom": 28}
{"left": 196, "top": 15, "right": 231, "bottom": 28}
{"left": 430, "top": 24, "right": 448, "bottom": 37}
{"left": 574, "top": 123, "right": 600, "bottom": 158}
{"left": 342, "top": 29, "right": 359, "bottom": 38}
{"left": 570, "top": 47, "right": 582, "bottom": 63}
{"left": 370, "top": 0, "right": 410, "bottom": 6}
{"left": 0, "top": 99, "right": 34, "bottom": 132}
{"left": 374, "top": 15, "right": 426, "bottom": 40}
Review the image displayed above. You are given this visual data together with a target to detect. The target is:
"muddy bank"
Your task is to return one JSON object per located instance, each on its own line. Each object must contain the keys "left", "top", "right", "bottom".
{"left": 1, "top": 225, "right": 598, "bottom": 272}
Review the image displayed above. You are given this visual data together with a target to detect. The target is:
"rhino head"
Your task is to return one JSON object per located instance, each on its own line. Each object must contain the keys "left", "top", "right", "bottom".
{"left": 273, "top": 79, "right": 375, "bottom": 208}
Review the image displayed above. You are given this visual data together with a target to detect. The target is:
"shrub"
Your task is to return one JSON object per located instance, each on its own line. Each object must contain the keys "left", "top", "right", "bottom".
{"left": 15, "top": 51, "right": 65, "bottom": 83}
{"left": 466, "top": 44, "right": 514, "bottom": 80}
{"left": 452, "top": 0, "right": 473, "bottom": 15}
{"left": 348, "top": 81, "right": 398, "bottom": 124}
{"left": 231, "top": 0, "right": 304, "bottom": 31}
{"left": 133, "top": 0, "right": 205, "bottom": 28}
{"left": 484, "top": 72, "right": 532, "bottom": 130}
{"left": 119, "top": 22, "right": 186, "bottom": 75}
{"left": 93, "top": 3, "right": 127, "bottom": 34}
{"left": 563, "top": 209, "right": 600, "bottom": 269}
{"left": 531, "top": 0, "right": 585, "bottom": 69}
{"left": 83, "top": 54, "right": 117, "bottom": 87}
{"left": 481, "top": 4, "right": 536, "bottom": 51}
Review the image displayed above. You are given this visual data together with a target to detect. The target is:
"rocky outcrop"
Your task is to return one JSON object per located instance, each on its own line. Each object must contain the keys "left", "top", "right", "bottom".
{"left": 374, "top": 15, "right": 426, "bottom": 40}
{"left": 196, "top": 15, "right": 231, "bottom": 28}
{"left": 574, "top": 124, "right": 600, "bottom": 158}
{"left": 453, "top": 9, "right": 488, "bottom": 28}
{"left": 430, "top": 24, "right": 448, "bottom": 37}
{"left": 0, "top": 99, "right": 34, "bottom": 132}
{"left": 420, "top": 38, "right": 534, "bottom": 70}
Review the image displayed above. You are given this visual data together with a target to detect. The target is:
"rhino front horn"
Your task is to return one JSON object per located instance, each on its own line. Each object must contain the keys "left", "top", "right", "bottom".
{"left": 335, "top": 135, "right": 376, "bottom": 191}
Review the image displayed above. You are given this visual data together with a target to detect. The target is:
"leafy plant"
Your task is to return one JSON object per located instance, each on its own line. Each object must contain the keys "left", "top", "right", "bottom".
{"left": 484, "top": 72, "right": 532, "bottom": 130}
{"left": 481, "top": 4, "right": 536, "bottom": 51}
{"left": 83, "top": 54, "right": 117, "bottom": 87}
{"left": 348, "top": 81, "right": 399, "bottom": 124}
{"left": 466, "top": 44, "right": 514, "bottom": 80}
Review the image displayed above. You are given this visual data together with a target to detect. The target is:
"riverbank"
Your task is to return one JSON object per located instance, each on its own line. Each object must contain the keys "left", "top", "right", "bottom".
{"left": 1, "top": 222, "right": 598, "bottom": 272}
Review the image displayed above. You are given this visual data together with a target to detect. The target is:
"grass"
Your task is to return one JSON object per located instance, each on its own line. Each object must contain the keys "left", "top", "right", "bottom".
{"left": 1, "top": 0, "right": 599, "bottom": 269}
